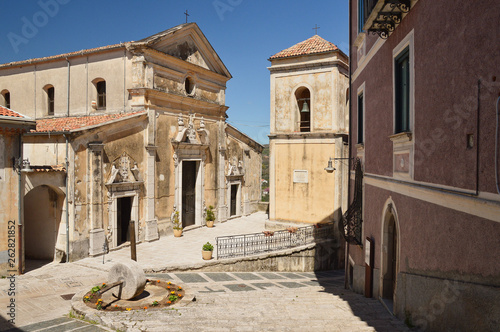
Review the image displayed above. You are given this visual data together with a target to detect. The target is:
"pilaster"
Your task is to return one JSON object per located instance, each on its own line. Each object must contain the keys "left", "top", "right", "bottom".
{"left": 88, "top": 142, "right": 105, "bottom": 256}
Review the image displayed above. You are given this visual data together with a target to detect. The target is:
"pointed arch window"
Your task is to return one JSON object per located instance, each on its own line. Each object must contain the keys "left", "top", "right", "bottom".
{"left": 295, "top": 87, "right": 311, "bottom": 132}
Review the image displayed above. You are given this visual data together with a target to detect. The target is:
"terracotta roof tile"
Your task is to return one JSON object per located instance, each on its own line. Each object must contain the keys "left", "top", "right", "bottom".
{"left": 33, "top": 111, "right": 146, "bottom": 133}
{"left": 0, "top": 105, "right": 29, "bottom": 118}
{"left": 0, "top": 44, "right": 125, "bottom": 69}
{"left": 270, "top": 35, "right": 339, "bottom": 60}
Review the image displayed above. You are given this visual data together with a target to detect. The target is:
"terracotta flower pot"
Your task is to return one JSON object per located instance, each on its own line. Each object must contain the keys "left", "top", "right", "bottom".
{"left": 173, "top": 229, "right": 183, "bottom": 237}
{"left": 206, "top": 220, "right": 214, "bottom": 228}
{"left": 202, "top": 250, "right": 213, "bottom": 260}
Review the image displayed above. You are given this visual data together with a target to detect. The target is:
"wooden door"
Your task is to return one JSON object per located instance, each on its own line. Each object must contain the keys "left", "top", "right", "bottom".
{"left": 117, "top": 196, "right": 131, "bottom": 246}
{"left": 182, "top": 161, "right": 197, "bottom": 227}
{"left": 230, "top": 184, "right": 238, "bottom": 216}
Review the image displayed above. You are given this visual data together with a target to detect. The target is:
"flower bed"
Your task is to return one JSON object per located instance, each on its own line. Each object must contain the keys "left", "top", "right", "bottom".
{"left": 82, "top": 279, "right": 185, "bottom": 311}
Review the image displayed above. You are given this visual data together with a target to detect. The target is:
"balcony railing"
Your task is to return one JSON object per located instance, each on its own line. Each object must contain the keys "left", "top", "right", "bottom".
{"left": 362, "top": 0, "right": 412, "bottom": 39}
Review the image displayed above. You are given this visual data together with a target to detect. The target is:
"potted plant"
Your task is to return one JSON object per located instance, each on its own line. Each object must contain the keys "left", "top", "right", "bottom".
{"left": 205, "top": 205, "right": 215, "bottom": 228}
{"left": 202, "top": 242, "right": 214, "bottom": 260}
{"left": 171, "top": 208, "right": 183, "bottom": 237}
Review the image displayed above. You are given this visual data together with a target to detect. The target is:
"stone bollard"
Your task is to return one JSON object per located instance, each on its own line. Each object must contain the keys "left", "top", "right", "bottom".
{"left": 107, "top": 260, "right": 146, "bottom": 300}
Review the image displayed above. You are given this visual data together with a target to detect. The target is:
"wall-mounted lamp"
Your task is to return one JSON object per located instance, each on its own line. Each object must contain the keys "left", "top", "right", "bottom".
{"left": 324, "top": 157, "right": 354, "bottom": 173}
{"left": 13, "top": 158, "right": 33, "bottom": 173}
{"left": 324, "top": 158, "right": 335, "bottom": 173}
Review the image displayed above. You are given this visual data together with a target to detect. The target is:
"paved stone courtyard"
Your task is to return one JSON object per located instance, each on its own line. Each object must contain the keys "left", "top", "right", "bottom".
{"left": 0, "top": 213, "right": 414, "bottom": 331}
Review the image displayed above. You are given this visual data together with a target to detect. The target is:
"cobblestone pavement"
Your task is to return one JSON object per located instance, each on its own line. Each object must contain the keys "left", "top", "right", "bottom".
{"left": 95, "top": 271, "right": 412, "bottom": 332}
{"left": 74, "top": 212, "right": 269, "bottom": 273}
{"left": 0, "top": 213, "right": 414, "bottom": 331}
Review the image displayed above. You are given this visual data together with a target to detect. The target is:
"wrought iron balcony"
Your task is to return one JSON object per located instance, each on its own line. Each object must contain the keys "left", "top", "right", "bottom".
{"left": 361, "top": 0, "right": 412, "bottom": 39}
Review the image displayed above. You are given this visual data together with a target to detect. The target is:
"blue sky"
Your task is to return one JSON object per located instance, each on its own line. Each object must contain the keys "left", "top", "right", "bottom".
{"left": 0, "top": 0, "right": 348, "bottom": 144}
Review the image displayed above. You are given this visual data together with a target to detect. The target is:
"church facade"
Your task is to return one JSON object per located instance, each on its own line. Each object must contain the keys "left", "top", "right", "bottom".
{"left": 0, "top": 23, "right": 263, "bottom": 271}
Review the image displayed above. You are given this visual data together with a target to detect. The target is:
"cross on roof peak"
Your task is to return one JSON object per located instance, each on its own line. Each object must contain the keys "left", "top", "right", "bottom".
{"left": 184, "top": 10, "right": 190, "bottom": 23}
{"left": 313, "top": 24, "right": 320, "bottom": 35}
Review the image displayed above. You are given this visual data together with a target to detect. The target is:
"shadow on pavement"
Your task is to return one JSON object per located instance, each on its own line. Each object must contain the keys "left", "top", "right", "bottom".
{"left": 312, "top": 270, "right": 418, "bottom": 331}
{"left": 0, "top": 315, "right": 22, "bottom": 332}
{"left": 24, "top": 259, "right": 52, "bottom": 274}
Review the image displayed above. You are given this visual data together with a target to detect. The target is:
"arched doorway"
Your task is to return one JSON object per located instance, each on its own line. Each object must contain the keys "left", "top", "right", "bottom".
{"left": 24, "top": 185, "right": 64, "bottom": 261}
{"left": 380, "top": 203, "right": 399, "bottom": 311}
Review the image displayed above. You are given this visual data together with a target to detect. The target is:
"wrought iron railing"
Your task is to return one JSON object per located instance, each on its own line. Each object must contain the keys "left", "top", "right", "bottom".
{"left": 216, "top": 222, "right": 335, "bottom": 260}
{"left": 362, "top": 0, "right": 412, "bottom": 39}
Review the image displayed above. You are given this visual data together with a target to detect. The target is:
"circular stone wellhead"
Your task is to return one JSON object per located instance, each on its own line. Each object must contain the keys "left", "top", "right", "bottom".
{"left": 107, "top": 260, "right": 147, "bottom": 300}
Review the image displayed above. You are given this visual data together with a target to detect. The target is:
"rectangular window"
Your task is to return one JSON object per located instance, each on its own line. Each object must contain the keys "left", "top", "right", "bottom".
{"left": 357, "top": 92, "right": 364, "bottom": 143}
{"left": 47, "top": 87, "right": 54, "bottom": 115}
{"left": 394, "top": 47, "right": 410, "bottom": 133}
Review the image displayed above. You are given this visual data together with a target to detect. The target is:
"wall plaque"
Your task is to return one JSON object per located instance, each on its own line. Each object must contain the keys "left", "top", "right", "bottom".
{"left": 293, "top": 170, "right": 308, "bottom": 183}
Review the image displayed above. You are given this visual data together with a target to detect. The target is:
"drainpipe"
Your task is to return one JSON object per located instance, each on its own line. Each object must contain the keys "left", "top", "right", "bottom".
{"left": 17, "top": 134, "right": 23, "bottom": 275}
{"left": 66, "top": 58, "right": 70, "bottom": 117}
{"left": 476, "top": 80, "right": 481, "bottom": 195}
{"left": 345, "top": 0, "right": 353, "bottom": 290}
{"left": 64, "top": 133, "right": 70, "bottom": 262}
{"left": 65, "top": 57, "right": 70, "bottom": 261}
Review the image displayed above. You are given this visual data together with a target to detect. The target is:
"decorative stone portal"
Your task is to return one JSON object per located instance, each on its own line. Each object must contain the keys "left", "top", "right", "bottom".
{"left": 230, "top": 183, "right": 240, "bottom": 217}
{"left": 182, "top": 161, "right": 197, "bottom": 227}
{"left": 117, "top": 196, "right": 132, "bottom": 246}
{"left": 106, "top": 153, "right": 143, "bottom": 249}
{"left": 172, "top": 114, "right": 209, "bottom": 227}
{"left": 226, "top": 156, "right": 244, "bottom": 218}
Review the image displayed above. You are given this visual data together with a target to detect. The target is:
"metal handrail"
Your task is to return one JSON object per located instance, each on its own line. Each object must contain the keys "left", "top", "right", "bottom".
{"left": 216, "top": 222, "right": 335, "bottom": 260}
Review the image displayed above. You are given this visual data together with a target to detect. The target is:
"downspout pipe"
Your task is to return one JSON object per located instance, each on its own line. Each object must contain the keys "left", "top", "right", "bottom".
{"left": 66, "top": 58, "right": 70, "bottom": 117}
{"left": 17, "top": 134, "right": 23, "bottom": 275}
{"left": 496, "top": 96, "right": 500, "bottom": 195}
{"left": 345, "top": 0, "right": 353, "bottom": 290}
{"left": 65, "top": 57, "right": 70, "bottom": 261}
{"left": 476, "top": 80, "right": 480, "bottom": 195}
{"left": 64, "top": 133, "right": 69, "bottom": 263}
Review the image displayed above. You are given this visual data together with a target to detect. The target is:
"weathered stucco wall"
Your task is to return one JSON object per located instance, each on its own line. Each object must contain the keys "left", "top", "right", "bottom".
{"left": 0, "top": 134, "right": 19, "bottom": 274}
{"left": 0, "top": 49, "right": 133, "bottom": 119}
{"left": 272, "top": 140, "right": 336, "bottom": 223}
{"left": 272, "top": 69, "right": 348, "bottom": 134}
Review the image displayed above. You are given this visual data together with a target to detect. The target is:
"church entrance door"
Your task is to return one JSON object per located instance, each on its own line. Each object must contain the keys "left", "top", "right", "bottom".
{"left": 182, "top": 161, "right": 197, "bottom": 227}
{"left": 230, "top": 184, "right": 238, "bottom": 216}
{"left": 117, "top": 196, "right": 132, "bottom": 246}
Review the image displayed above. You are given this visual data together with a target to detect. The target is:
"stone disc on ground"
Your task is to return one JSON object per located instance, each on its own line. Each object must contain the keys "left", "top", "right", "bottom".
{"left": 107, "top": 260, "right": 146, "bottom": 300}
